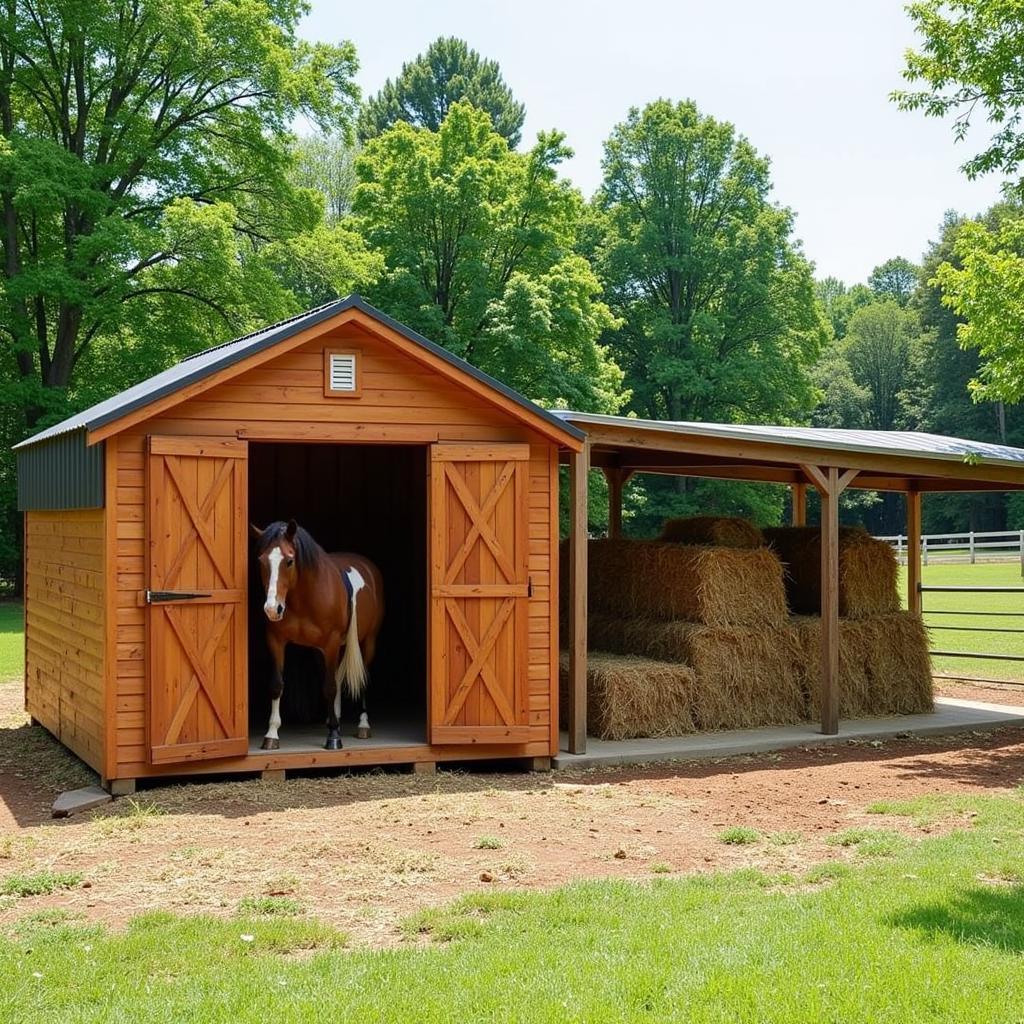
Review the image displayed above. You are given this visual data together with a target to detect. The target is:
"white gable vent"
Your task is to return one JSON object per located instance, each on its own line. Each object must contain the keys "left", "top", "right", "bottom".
{"left": 324, "top": 349, "right": 360, "bottom": 396}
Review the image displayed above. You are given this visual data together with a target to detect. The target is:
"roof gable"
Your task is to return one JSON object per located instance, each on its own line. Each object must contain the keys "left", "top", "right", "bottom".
{"left": 15, "top": 297, "right": 585, "bottom": 450}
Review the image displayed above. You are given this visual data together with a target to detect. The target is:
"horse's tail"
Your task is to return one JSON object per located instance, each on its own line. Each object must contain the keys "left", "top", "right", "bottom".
{"left": 337, "top": 568, "right": 367, "bottom": 701}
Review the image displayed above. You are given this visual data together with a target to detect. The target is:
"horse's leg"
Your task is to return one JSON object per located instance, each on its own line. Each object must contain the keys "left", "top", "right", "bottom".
{"left": 261, "top": 633, "right": 286, "bottom": 751}
{"left": 323, "top": 641, "right": 342, "bottom": 750}
{"left": 355, "top": 630, "right": 377, "bottom": 740}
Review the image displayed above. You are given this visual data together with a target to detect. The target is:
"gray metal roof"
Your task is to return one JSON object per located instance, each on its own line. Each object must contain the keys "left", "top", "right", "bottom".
{"left": 553, "top": 411, "right": 1024, "bottom": 472}
{"left": 15, "top": 295, "right": 586, "bottom": 450}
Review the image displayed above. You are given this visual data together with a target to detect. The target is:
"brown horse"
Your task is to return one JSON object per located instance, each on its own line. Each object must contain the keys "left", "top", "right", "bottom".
{"left": 252, "top": 520, "right": 384, "bottom": 751}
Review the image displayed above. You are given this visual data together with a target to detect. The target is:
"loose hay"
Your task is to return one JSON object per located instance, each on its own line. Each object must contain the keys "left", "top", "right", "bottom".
{"left": 792, "top": 613, "right": 933, "bottom": 718}
{"left": 586, "top": 538, "right": 788, "bottom": 627}
{"left": 658, "top": 515, "right": 764, "bottom": 549}
{"left": 558, "top": 651, "right": 698, "bottom": 740}
{"left": 587, "top": 613, "right": 807, "bottom": 730}
{"left": 763, "top": 526, "right": 900, "bottom": 618}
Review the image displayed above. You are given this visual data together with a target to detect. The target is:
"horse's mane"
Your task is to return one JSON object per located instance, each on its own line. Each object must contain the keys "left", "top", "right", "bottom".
{"left": 254, "top": 521, "right": 323, "bottom": 573}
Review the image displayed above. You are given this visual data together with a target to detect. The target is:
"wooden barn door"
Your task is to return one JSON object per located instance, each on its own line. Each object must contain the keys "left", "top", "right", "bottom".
{"left": 146, "top": 437, "right": 248, "bottom": 763}
{"left": 429, "top": 443, "right": 531, "bottom": 743}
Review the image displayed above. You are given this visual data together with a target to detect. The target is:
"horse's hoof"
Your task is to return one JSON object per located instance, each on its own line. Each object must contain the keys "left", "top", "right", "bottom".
{"left": 324, "top": 736, "right": 342, "bottom": 751}
{"left": 356, "top": 726, "right": 371, "bottom": 740}
{"left": 260, "top": 737, "right": 280, "bottom": 751}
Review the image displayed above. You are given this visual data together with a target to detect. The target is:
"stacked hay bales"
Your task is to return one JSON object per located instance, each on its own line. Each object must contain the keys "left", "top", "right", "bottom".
{"left": 791, "top": 614, "right": 933, "bottom": 718}
{"left": 763, "top": 526, "right": 900, "bottom": 618}
{"left": 658, "top": 515, "right": 764, "bottom": 549}
{"left": 558, "top": 652, "right": 699, "bottom": 740}
{"left": 576, "top": 530, "right": 805, "bottom": 732}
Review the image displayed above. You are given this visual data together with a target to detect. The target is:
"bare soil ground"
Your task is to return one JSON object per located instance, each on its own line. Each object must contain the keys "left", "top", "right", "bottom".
{"left": 2, "top": 682, "right": 1024, "bottom": 947}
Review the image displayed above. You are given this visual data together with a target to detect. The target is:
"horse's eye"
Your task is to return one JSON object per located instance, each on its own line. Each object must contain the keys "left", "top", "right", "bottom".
{"left": 286, "top": 558, "right": 294, "bottom": 567}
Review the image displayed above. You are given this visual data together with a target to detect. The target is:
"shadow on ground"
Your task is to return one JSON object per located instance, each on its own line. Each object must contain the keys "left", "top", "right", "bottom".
{"left": 891, "top": 885, "right": 1024, "bottom": 954}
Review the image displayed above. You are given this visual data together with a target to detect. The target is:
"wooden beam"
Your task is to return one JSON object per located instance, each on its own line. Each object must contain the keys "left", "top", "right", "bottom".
{"left": 791, "top": 481, "right": 807, "bottom": 526}
{"left": 806, "top": 465, "right": 841, "bottom": 736}
{"left": 907, "top": 489, "right": 922, "bottom": 616}
{"left": 568, "top": 444, "right": 589, "bottom": 754}
{"left": 604, "top": 467, "right": 625, "bottom": 539}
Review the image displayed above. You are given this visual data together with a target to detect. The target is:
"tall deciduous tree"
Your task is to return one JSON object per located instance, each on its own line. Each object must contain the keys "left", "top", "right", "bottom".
{"left": 0, "top": 0, "right": 358, "bottom": 426}
{"left": 357, "top": 37, "right": 525, "bottom": 147}
{"left": 353, "top": 101, "right": 624, "bottom": 412}
{"left": 868, "top": 257, "right": 919, "bottom": 306}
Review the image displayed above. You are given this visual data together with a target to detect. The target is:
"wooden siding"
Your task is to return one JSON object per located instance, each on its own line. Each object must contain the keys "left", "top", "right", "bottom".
{"left": 24, "top": 509, "right": 106, "bottom": 772}
{"left": 109, "top": 322, "right": 558, "bottom": 778}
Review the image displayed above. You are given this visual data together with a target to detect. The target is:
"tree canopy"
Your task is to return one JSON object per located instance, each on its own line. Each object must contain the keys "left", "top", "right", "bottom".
{"left": 353, "top": 101, "right": 623, "bottom": 412}
{"left": 357, "top": 37, "right": 525, "bottom": 147}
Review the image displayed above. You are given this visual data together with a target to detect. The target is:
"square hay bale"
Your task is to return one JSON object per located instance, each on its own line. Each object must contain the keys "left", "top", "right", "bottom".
{"left": 792, "top": 613, "right": 933, "bottom": 718}
{"left": 764, "top": 526, "right": 900, "bottom": 619}
{"left": 658, "top": 515, "right": 764, "bottom": 549}
{"left": 558, "top": 651, "right": 698, "bottom": 740}
{"left": 585, "top": 538, "right": 788, "bottom": 627}
{"left": 587, "top": 612, "right": 807, "bottom": 730}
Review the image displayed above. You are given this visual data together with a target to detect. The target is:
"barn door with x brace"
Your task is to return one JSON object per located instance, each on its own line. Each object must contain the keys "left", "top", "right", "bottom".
{"left": 429, "top": 443, "right": 532, "bottom": 743}
{"left": 146, "top": 437, "right": 248, "bottom": 764}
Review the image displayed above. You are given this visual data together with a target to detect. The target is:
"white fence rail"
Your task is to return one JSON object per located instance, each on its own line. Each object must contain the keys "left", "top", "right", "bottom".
{"left": 877, "top": 529, "right": 1024, "bottom": 573}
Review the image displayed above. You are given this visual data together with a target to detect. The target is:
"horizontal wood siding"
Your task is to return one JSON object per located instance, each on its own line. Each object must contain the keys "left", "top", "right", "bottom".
{"left": 25, "top": 509, "right": 106, "bottom": 771}
{"left": 111, "top": 322, "right": 557, "bottom": 777}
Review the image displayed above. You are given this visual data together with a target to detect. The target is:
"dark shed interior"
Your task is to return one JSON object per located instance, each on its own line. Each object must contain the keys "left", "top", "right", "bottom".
{"left": 247, "top": 443, "right": 427, "bottom": 741}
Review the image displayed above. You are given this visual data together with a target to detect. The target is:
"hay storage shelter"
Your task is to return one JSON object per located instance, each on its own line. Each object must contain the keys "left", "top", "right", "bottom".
{"left": 16, "top": 297, "right": 583, "bottom": 791}
{"left": 556, "top": 413, "right": 1024, "bottom": 754}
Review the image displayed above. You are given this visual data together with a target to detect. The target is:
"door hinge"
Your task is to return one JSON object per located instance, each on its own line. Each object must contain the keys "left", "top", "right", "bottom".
{"left": 146, "top": 590, "right": 212, "bottom": 604}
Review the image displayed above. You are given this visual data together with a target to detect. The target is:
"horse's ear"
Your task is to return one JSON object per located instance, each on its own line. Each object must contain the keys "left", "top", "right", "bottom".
{"left": 285, "top": 519, "right": 297, "bottom": 541}
{"left": 250, "top": 523, "right": 263, "bottom": 540}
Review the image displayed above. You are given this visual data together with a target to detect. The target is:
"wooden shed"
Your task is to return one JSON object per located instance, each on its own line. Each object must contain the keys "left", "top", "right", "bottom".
{"left": 16, "top": 297, "right": 584, "bottom": 791}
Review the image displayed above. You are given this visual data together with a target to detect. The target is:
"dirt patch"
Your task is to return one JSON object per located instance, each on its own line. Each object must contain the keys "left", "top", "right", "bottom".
{"left": 2, "top": 682, "right": 1024, "bottom": 947}
{"left": 935, "top": 679, "right": 1024, "bottom": 707}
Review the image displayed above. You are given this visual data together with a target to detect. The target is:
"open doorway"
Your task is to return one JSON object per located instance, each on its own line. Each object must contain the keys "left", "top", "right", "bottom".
{"left": 247, "top": 443, "right": 428, "bottom": 751}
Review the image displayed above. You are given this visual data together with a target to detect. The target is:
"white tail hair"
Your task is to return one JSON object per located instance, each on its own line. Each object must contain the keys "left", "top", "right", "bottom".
{"left": 337, "top": 568, "right": 367, "bottom": 700}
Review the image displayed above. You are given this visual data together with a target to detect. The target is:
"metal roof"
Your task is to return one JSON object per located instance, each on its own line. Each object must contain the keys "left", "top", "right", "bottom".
{"left": 553, "top": 411, "right": 1024, "bottom": 472}
{"left": 15, "top": 295, "right": 586, "bottom": 450}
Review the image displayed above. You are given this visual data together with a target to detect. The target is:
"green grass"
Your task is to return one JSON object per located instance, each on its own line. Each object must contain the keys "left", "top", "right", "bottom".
{"left": 0, "top": 602, "right": 22, "bottom": 683}
{"left": 899, "top": 561, "right": 1024, "bottom": 680}
{"left": 718, "top": 825, "right": 761, "bottom": 845}
{"left": 473, "top": 836, "right": 503, "bottom": 850}
{"left": 236, "top": 896, "right": 302, "bottom": 918}
{"left": 3, "top": 791, "right": 1024, "bottom": 1021}
{"left": 0, "top": 870, "right": 81, "bottom": 898}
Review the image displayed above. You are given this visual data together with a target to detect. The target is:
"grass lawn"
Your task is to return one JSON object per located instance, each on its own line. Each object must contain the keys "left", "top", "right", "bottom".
{"left": 0, "top": 603, "right": 22, "bottom": 684}
{"left": 899, "top": 562, "right": 1024, "bottom": 680}
{"left": 1, "top": 789, "right": 1022, "bottom": 1022}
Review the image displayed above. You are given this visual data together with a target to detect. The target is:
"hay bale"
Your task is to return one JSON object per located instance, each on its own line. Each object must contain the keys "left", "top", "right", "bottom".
{"left": 587, "top": 613, "right": 806, "bottom": 730}
{"left": 586, "top": 538, "right": 788, "bottom": 627}
{"left": 792, "top": 613, "right": 933, "bottom": 718}
{"left": 558, "top": 651, "right": 698, "bottom": 740}
{"left": 764, "top": 526, "right": 900, "bottom": 619}
{"left": 659, "top": 515, "right": 764, "bottom": 549}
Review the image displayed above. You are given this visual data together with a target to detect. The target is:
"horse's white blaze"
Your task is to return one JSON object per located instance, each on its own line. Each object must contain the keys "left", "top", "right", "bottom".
{"left": 265, "top": 697, "right": 281, "bottom": 741}
{"left": 264, "top": 546, "right": 284, "bottom": 617}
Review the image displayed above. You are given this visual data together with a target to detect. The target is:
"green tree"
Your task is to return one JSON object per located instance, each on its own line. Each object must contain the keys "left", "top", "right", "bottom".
{"left": 592, "top": 100, "right": 827, "bottom": 427}
{"left": 357, "top": 37, "right": 525, "bottom": 147}
{"left": 589, "top": 100, "right": 826, "bottom": 532}
{"left": 810, "top": 342, "right": 871, "bottom": 429}
{"left": 353, "top": 101, "right": 624, "bottom": 412}
{"left": 843, "top": 301, "right": 922, "bottom": 431}
{"left": 815, "top": 277, "right": 874, "bottom": 339}
{"left": 868, "top": 257, "right": 919, "bottom": 306}
{"left": 895, "top": 0, "right": 1024, "bottom": 184}
{"left": 291, "top": 135, "right": 359, "bottom": 223}
{"left": 0, "top": 0, "right": 359, "bottom": 423}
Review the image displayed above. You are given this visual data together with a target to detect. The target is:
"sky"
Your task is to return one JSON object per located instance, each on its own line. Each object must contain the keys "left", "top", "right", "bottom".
{"left": 301, "top": 0, "right": 1005, "bottom": 285}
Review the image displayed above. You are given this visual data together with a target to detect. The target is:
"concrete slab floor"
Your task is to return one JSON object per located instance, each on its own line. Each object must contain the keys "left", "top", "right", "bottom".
{"left": 552, "top": 698, "right": 1024, "bottom": 769}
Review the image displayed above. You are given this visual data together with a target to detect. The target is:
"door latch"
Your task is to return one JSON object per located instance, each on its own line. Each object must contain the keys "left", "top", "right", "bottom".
{"left": 145, "top": 590, "right": 212, "bottom": 604}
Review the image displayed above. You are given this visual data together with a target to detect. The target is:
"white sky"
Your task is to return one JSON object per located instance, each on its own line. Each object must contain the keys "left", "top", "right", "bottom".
{"left": 302, "top": 0, "right": 1005, "bottom": 285}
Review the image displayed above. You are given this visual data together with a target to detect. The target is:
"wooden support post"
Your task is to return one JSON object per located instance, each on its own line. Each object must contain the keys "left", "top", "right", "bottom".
{"left": 412, "top": 761, "right": 436, "bottom": 775}
{"left": 105, "top": 778, "right": 136, "bottom": 797}
{"left": 791, "top": 481, "right": 807, "bottom": 526}
{"left": 906, "top": 489, "right": 922, "bottom": 616}
{"left": 530, "top": 756, "right": 552, "bottom": 773}
{"left": 604, "top": 467, "right": 625, "bottom": 539}
{"left": 801, "top": 465, "right": 857, "bottom": 737}
{"left": 260, "top": 769, "right": 286, "bottom": 783}
{"left": 568, "top": 443, "right": 589, "bottom": 754}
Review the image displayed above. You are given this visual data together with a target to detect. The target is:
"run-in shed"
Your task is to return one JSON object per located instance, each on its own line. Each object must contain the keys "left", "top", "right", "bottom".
{"left": 16, "top": 297, "right": 583, "bottom": 791}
